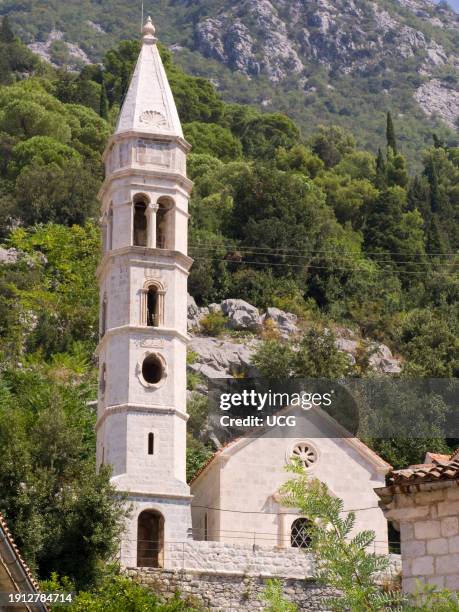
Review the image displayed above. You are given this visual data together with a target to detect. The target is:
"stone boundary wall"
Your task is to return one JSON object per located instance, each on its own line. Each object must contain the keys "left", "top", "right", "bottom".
{"left": 127, "top": 567, "right": 336, "bottom": 611}
{"left": 164, "top": 541, "right": 314, "bottom": 578}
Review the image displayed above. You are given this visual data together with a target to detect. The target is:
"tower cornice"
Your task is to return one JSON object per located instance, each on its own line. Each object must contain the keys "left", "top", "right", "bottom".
{"left": 98, "top": 167, "right": 194, "bottom": 202}
{"left": 96, "top": 245, "right": 193, "bottom": 279}
{"left": 96, "top": 403, "right": 189, "bottom": 432}
{"left": 102, "top": 130, "right": 192, "bottom": 162}
{"left": 95, "top": 324, "right": 190, "bottom": 356}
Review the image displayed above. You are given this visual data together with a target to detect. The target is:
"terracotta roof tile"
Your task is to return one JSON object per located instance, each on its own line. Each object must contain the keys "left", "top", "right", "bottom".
{"left": 0, "top": 512, "right": 42, "bottom": 593}
{"left": 389, "top": 459, "right": 459, "bottom": 486}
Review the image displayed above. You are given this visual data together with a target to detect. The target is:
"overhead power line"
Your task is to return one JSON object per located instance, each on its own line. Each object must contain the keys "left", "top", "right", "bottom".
{"left": 190, "top": 245, "right": 458, "bottom": 268}
{"left": 189, "top": 241, "right": 459, "bottom": 258}
{"left": 191, "top": 255, "right": 459, "bottom": 278}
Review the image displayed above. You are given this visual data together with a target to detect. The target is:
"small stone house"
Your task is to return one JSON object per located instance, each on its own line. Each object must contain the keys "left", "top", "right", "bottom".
{"left": 375, "top": 449, "right": 459, "bottom": 592}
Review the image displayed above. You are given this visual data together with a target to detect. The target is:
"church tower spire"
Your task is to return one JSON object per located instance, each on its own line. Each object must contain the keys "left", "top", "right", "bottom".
{"left": 96, "top": 16, "right": 193, "bottom": 568}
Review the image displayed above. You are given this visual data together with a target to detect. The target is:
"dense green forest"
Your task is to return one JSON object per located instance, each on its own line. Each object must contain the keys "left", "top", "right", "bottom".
{"left": 0, "top": 15, "right": 458, "bottom": 599}
{"left": 1, "top": 0, "right": 458, "bottom": 168}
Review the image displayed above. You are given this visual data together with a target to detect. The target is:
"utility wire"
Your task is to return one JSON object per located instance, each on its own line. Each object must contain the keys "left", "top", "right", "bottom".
{"left": 189, "top": 242, "right": 459, "bottom": 258}
{"left": 190, "top": 246, "right": 458, "bottom": 268}
{"left": 191, "top": 256, "right": 459, "bottom": 278}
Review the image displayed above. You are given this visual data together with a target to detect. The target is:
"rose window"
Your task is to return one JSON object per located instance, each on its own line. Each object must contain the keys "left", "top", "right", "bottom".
{"left": 292, "top": 442, "right": 318, "bottom": 469}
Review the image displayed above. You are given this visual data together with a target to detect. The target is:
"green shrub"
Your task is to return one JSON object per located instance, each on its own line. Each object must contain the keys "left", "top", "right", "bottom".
{"left": 199, "top": 311, "right": 227, "bottom": 336}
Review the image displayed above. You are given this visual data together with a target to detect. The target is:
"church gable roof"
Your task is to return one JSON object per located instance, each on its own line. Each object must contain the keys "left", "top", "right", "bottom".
{"left": 190, "top": 406, "right": 391, "bottom": 486}
{"left": 115, "top": 17, "right": 184, "bottom": 139}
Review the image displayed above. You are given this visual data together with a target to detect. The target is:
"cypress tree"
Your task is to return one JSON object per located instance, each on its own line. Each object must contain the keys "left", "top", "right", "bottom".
{"left": 375, "top": 148, "right": 386, "bottom": 190}
{"left": 99, "top": 77, "right": 109, "bottom": 120}
{"left": 432, "top": 133, "right": 444, "bottom": 149}
{"left": 426, "top": 214, "right": 448, "bottom": 255}
{"left": 424, "top": 157, "right": 440, "bottom": 213}
{"left": 0, "top": 16, "right": 14, "bottom": 44}
{"left": 386, "top": 111, "right": 397, "bottom": 154}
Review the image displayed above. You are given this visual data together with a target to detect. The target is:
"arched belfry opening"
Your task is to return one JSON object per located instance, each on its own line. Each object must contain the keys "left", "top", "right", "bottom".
{"left": 133, "top": 194, "right": 149, "bottom": 247}
{"left": 156, "top": 197, "right": 173, "bottom": 249}
{"left": 137, "top": 510, "right": 164, "bottom": 567}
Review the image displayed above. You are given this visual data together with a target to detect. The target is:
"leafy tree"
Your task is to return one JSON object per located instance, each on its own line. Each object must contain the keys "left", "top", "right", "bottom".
{"left": 184, "top": 122, "right": 242, "bottom": 161}
{"left": 13, "top": 160, "right": 99, "bottom": 226}
{"left": 310, "top": 125, "right": 355, "bottom": 168}
{"left": 0, "top": 98, "right": 71, "bottom": 142}
{"left": 253, "top": 329, "right": 354, "bottom": 379}
{"left": 2, "top": 223, "right": 100, "bottom": 359}
{"left": 229, "top": 164, "right": 331, "bottom": 282}
{"left": 397, "top": 308, "right": 459, "bottom": 378}
{"left": 280, "top": 465, "right": 403, "bottom": 611}
{"left": 0, "top": 366, "right": 126, "bottom": 589}
{"left": 276, "top": 145, "right": 324, "bottom": 178}
{"left": 9, "top": 136, "right": 81, "bottom": 175}
{"left": 102, "top": 40, "right": 140, "bottom": 107}
{"left": 235, "top": 112, "right": 300, "bottom": 160}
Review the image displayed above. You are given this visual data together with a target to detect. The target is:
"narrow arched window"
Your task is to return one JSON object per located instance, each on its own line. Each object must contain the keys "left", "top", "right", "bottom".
{"left": 291, "top": 518, "right": 312, "bottom": 549}
{"left": 108, "top": 206, "right": 114, "bottom": 250}
{"left": 148, "top": 433, "right": 154, "bottom": 455}
{"left": 99, "top": 363, "right": 106, "bottom": 396}
{"left": 133, "top": 197, "right": 148, "bottom": 247}
{"left": 101, "top": 295, "right": 107, "bottom": 337}
{"left": 147, "top": 287, "right": 159, "bottom": 327}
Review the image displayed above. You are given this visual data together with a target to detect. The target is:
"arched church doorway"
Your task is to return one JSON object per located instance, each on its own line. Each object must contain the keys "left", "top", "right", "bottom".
{"left": 137, "top": 510, "right": 164, "bottom": 567}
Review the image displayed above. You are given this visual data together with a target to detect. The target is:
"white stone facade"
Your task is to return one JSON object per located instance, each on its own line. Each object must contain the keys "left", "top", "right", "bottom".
{"left": 191, "top": 410, "right": 391, "bottom": 554}
{"left": 96, "top": 17, "right": 193, "bottom": 568}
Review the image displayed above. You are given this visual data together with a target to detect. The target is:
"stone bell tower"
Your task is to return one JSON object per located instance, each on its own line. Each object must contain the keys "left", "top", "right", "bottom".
{"left": 96, "top": 16, "right": 193, "bottom": 568}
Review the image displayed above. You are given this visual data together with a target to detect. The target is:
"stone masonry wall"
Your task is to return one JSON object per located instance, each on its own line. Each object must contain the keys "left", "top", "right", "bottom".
{"left": 164, "top": 541, "right": 313, "bottom": 578}
{"left": 127, "top": 567, "right": 336, "bottom": 611}
{"left": 385, "top": 482, "right": 459, "bottom": 592}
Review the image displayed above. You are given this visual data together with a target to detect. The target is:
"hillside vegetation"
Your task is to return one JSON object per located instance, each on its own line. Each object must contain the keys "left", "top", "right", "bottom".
{"left": 0, "top": 17, "right": 457, "bottom": 594}
{"left": 1, "top": 0, "right": 459, "bottom": 166}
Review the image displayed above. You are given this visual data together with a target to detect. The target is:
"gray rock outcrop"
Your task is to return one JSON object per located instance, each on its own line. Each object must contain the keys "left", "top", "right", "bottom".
{"left": 189, "top": 336, "right": 260, "bottom": 379}
{"left": 221, "top": 299, "right": 262, "bottom": 332}
{"left": 262, "top": 307, "right": 299, "bottom": 337}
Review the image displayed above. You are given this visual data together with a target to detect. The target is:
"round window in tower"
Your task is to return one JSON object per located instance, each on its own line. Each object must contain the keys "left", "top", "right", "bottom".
{"left": 141, "top": 353, "right": 165, "bottom": 385}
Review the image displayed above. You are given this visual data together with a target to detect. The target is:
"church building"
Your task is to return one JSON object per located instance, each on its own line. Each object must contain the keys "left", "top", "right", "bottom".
{"left": 96, "top": 17, "right": 391, "bottom": 570}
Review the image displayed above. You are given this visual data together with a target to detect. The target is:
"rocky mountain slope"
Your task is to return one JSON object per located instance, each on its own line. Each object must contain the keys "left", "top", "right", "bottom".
{"left": 187, "top": 296, "right": 402, "bottom": 380}
{"left": 2, "top": 0, "right": 458, "bottom": 162}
